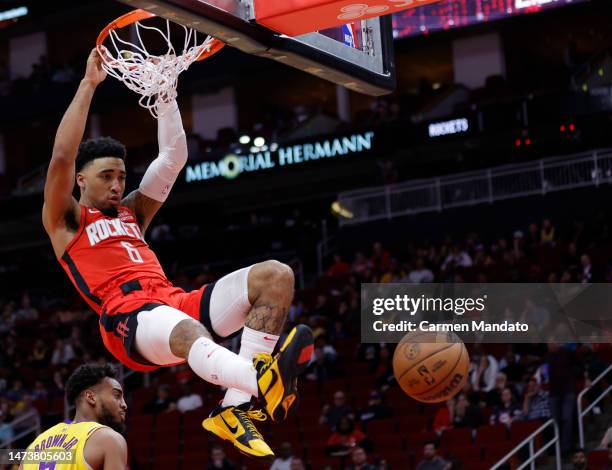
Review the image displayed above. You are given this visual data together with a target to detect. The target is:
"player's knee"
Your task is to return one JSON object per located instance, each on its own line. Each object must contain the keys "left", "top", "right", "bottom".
{"left": 250, "top": 260, "right": 294, "bottom": 294}
{"left": 169, "top": 318, "right": 210, "bottom": 358}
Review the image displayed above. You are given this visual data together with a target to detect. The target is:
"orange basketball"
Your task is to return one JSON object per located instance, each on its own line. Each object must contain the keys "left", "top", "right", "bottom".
{"left": 392, "top": 330, "right": 469, "bottom": 403}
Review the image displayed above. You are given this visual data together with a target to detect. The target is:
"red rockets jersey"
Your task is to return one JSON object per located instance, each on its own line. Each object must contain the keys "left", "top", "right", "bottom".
{"left": 59, "top": 204, "right": 168, "bottom": 314}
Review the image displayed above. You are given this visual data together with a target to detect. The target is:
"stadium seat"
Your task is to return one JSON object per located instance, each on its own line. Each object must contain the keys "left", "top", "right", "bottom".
{"left": 510, "top": 420, "right": 543, "bottom": 442}
{"left": 475, "top": 423, "right": 509, "bottom": 445}
{"left": 364, "top": 418, "right": 398, "bottom": 434}
{"left": 398, "top": 414, "right": 431, "bottom": 432}
{"left": 439, "top": 427, "right": 474, "bottom": 447}
{"left": 183, "top": 407, "right": 208, "bottom": 433}
{"left": 153, "top": 454, "right": 177, "bottom": 470}
{"left": 588, "top": 449, "right": 608, "bottom": 469}
{"left": 181, "top": 450, "right": 209, "bottom": 470}
{"left": 405, "top": 430, "right": 437, "bottom": 447}
{"left": 156, "top": 409, "right": 182, "bottom": 431}
{"left": 373, "top": 434, "right": 405, "bottom": 451}
{"left": 442, "top": 443, "right": 482, "bottom": 462}
{"left": 483, "top": 441, "right": 515, "bottom": 461}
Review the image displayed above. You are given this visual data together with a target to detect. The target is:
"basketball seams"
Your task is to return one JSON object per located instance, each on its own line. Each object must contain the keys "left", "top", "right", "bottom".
{"left": 396, "top": 342, "right": 456, "bottom": 381}
{"left": 412, "top": 343, "right": 466, "bottom": 400}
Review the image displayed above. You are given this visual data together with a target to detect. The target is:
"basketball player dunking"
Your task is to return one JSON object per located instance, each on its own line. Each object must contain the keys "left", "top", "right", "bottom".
{"left": 42, "top": 48, "right": 313, "bottom": 459}
{"left": 21, "top": 364, "right": 128, "bottom": 470}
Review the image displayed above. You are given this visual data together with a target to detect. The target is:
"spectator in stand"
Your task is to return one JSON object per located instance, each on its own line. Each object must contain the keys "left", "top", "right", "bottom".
{"left": 143, "top": 384, "right": 175, "bottom": 414}
{"left": 600, "top": 427, "right": 612, "bottom": 449}
{"left": 490, "top": 387, "right": 522, "bottom": 426}
{"left": 525, "top": 222, "right": 540, "bottom": 252}
{"left": 373, "top": 346, "right": 394, "bottom": 388}
{"left": 5, "top": 379, "right": 26, "bottom": 403}
{"left": 580, "top": 254, "right": 593, "bottom": 283}
{"left": 320, "top": 390, "right": 354, "bottom": 430}
{"left": 50, "top": 339, "right": 75, "bottom": 365}
{"left": 270, "top": 442, "right": 294, "bottom": 470}
{"left": 326, "top": 417, "right": 368, "bottom": 455}
{"left": 485, "top": 372, "right": 516, "bottom": 407}
{"left": 370, "top": 242, "right": 391, "bottom": 274}
{"left": 379, "top": 258, "right": 406, "bottom": 283}
{"left": 453, "top": 392, "right": 483, "bottom": 429}
{"left": 30, "top": 340, "right": 50, "bottom": 369}
{"left": 544, "top": 343, "right": 580, "bottom": 455}
{"left": 406, "top": 258, "right": 434, "bottom": 283}
{"left": 499, "top": 350, "right": 525, "bottom": 384}
{"left": 31, "top": 380, "right": 48, "bottom": 401}
{"left": 0, "top": 410, "right": 13, "bottom": 446}
{"left": 416, "top": 442, "right": 450, "bottom": 470}
{"left": 149, "top": 217, "right": 174, "bottom": 242}
{"left": 207, "top": 445, "right": 235, "bottom": 470}
{"left": 540, "top": 218, "right": 555, "bottom": 245}
{"left": 441, "top": 245, "right": 473, "bottom": 271}
{"left": 290, "top": 458, "right": 306, "bottom": 470}
{"left": 52, "top": 371, "right": 65, "bottom": 394}
{"left": 14, "top": 294, "right": 38, "bottom": 322}
{"left": 306, "top": 335, "right": 338, "bottom": 382}
{"left": 433, "top": 399, "right": 454, "bottom": 436}
{"left": 311, "top": 294, "right": 333, "bottom": 320}
{"left": 176, "top": 383, "right": 203, "bottom": 413}
{"left": 351, "top": 252, "right": 370, "bottom": 277}
{"left": 327, "top": 254, "right": 351, "bottom": 278}
{"left": 571, "top": 448, "right": 588, "bottom": 470}
{"left": 470, "top": 350, "right": 499, "bottom": 393}
{"left": 358, "top": 391, "right": 392, "bottom": 422}
{"left": 522, "top": 377, "right": 551, "bottom": 421}
{"left": 346, "top": 446, "right": 377, "bottom": 470}
{"left": 12, "top": 395, "right": 39, "bottom": 444}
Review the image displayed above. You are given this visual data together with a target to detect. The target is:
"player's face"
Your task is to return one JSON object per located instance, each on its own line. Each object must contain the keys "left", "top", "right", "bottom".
{"left": 77, "top": 157, "right": 126, "bottom": 217}
{"left": 95, "top": 377, "right": 127, "bottom": 433}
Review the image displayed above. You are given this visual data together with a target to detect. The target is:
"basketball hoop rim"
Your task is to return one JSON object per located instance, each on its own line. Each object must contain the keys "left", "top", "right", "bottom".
{"left": 96, "top": 8, "right": 225, "bottom": 62}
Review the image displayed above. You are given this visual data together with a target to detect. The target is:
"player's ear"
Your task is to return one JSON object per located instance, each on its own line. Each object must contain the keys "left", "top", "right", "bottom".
{"left": 76, "top": 172, "right": 86, "bottom": 190}
{"left": 83, "top": 389, "right": 97, "bottom": 406}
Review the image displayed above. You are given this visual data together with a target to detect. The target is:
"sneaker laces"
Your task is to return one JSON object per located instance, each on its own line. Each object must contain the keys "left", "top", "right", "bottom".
{"left": 253, "top": 352, "right": 273, "bottom": 371}
{"left": 235, "top": 407, "right": 267, "bottom": 439}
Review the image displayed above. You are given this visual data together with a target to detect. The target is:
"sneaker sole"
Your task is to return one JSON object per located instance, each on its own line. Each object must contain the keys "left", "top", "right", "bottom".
{"left": 202, "top": 417, "right": 274, "bottom": 460}
{"left": 271, "top": 325, "right": 313, "bottom": 422}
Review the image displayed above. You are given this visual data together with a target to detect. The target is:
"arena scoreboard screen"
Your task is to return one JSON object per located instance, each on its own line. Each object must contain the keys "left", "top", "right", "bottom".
{"left": 393, "top": 0, "right": 589, "bottom": 38}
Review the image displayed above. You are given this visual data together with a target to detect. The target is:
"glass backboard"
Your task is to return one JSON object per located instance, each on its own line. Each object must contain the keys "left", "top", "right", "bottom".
{"left": 116, "top": 0, "right": 395, "bottom": 95}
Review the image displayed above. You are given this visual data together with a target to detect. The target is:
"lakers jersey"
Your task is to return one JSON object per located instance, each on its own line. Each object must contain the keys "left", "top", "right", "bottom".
{"left": 59, "top": 204, "right": 168, "bottom": 314}
{"left": 22, "top": 421, "right": 107, "bottom": 470}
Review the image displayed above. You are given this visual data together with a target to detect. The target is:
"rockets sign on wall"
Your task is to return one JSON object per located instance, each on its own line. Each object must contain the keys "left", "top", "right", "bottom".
{"left": 185, "top": 131, "right": 375, "bottom": 182}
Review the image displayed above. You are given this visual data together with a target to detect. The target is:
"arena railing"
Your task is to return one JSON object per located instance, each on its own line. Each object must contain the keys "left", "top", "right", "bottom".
{"left": 1, "top": 410, "right": 41, "bottom": 449}
{"left": 577, "top": 363, "right": 612, "bottom": 448}
{"left": 490, "top": 418, "right": 561, "bottom": 470}
{"left": 337, "top": 148, "right": 612, "bottom": 226}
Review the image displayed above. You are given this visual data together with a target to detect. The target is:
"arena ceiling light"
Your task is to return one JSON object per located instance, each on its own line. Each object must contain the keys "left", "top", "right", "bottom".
{"left": 239, "top": 135, "right": 250, "bottom": 145}
{"left": 0, "top": 6, "right": 28, "bottom": 21}
{"left": 331, "top": 201, "right": 354, "bottom": 219}
{"left": 253, "top": 137, "right": 266, "bottom": 148}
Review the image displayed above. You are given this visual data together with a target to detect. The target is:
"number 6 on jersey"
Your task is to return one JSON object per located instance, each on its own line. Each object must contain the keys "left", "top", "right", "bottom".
{"left": 121, "top": 241, "right": 144, "bottom": 263}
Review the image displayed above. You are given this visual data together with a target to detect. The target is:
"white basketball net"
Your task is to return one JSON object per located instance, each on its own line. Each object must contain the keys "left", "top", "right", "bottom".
{"left": 98, "top": 19, "right": 216, "bottom": 118}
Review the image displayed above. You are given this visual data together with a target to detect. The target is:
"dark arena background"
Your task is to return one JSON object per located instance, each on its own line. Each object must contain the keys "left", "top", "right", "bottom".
{"left": 0, "top": 0, "right": 611, "bottom": 469}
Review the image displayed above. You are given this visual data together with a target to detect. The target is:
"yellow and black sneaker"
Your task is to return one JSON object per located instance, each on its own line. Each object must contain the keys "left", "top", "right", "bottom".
{"left": 202, "top": 403, "right": 274, "bottom": 460}
{"left": 255, "top": 324, "right": 314, "bottom": 423}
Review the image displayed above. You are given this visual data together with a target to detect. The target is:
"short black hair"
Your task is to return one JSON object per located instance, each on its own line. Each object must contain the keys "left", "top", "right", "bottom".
{"left": 66, "top": 363, "right": 118, "bottom": 406}
{"left": 76, "top": 137, "right": 126, "bottom": 172}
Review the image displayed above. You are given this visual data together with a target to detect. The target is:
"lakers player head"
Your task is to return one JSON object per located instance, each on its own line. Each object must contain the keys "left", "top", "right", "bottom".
{"left": 66, "top": 363, "right": 127, "bottom": 433}
{"left": 75, "top": 137, "right": 126, "bottom": 218}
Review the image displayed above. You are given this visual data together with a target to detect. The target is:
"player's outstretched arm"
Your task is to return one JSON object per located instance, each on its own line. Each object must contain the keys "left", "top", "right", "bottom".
{"left": 84, "top": 427, "right": 128, "bottom": 470}
{"left": 123, "top": 99, "right": 187, "bottom": 232}
{"left": 42, "top": 48, "right": 106, "bottom": 233}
